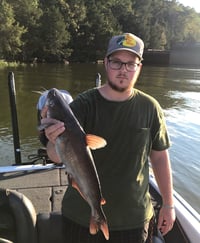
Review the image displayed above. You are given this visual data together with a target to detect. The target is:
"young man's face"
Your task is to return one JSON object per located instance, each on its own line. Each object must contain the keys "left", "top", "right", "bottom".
{"left": 105, "top": 50, "right": 142, "bottom": 92}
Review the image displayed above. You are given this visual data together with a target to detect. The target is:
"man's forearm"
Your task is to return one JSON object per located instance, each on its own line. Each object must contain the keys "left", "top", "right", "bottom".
{"left": 150, "top": 150, "right": 174, "bottom": 206}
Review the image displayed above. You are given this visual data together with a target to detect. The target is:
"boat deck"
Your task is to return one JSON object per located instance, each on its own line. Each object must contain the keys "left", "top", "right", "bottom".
{"left": 0, "top": 163, "right": 193, "bottom": 243}
{"left": 0, "top": 164, "right": 67, "bottom": 214}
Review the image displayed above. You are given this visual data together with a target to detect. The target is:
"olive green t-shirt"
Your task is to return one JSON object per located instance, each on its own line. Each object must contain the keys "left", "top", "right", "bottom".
{"left": 62, "top": 88, "right": 170, "bottom": 230}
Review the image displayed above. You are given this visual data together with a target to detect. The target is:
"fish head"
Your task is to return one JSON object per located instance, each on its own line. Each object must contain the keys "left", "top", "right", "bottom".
{"left": 46, "top": 88, "right": 70, "bottom": 122}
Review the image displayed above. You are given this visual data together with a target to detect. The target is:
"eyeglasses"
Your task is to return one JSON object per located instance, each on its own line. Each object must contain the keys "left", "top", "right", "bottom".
{"left": 108, "top": 59, "right": 140, "bottom": 72}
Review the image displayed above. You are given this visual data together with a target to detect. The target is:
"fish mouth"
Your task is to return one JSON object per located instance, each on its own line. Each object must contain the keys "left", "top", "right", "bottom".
{"left": 46, "top": 97, "right": 55, "bottom": 107}
{"left": 45, "top": 99, "right": 50, "bottom": 106}
{"left": 46, "top": 109, "right": 50, "bottom": 118}
{"left": 45, "top": 98, "right": 54, "bottom": 118}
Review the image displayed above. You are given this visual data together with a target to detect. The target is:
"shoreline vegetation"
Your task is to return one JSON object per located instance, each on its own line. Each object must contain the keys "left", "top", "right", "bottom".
{"left": 0, "top": 60, "right": 26, "bottom": 68}
{"left": 1, "top": 47, "right": 200, "bottom": 67}
{"left": 1, "top": 0, "right": 200, "bottom": 64}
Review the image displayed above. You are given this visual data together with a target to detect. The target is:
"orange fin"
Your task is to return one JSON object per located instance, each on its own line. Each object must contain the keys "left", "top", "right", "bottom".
{"left": 89, "top": 217, "right": 99, "bottom": 235}
{"left": 89, "top": 217, "right": 109, "bottom": 240}
{"left": 101, "top": 198, "right": 106, "bottom": 205}
{"left": 100, "top": 221, "right": 109, "bottom": 240}
{"left": 86, "top": 134, "right": 107, "bottom": 150}
{"left": 68, "top": 175, "right": 87, "bottom": 201}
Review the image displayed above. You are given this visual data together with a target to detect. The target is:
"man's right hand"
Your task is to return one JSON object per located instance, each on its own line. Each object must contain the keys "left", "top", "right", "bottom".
{"left": 41, "top": 118, "right": 65, "bottom": 144}
{"left": 40, "top": 106, "right": 65, "bottom": 144}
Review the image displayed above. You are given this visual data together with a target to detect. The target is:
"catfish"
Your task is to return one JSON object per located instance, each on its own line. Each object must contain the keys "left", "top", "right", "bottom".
{"left": 39, "top": 88, "right": 109, "bottom": 240}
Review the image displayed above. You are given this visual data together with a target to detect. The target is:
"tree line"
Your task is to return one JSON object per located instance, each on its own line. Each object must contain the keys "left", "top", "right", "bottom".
{"left": 1, "top": 0, "right": 200, "bottom": 63}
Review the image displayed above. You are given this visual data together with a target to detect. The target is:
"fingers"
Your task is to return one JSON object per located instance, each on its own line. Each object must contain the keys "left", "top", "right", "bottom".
{"left": 159, "top": 219, "right": 174, "bottom": 235}
{"left": 41, "top": 117, "right": 61, "bottom": 125}
{"left": 40, "top": 118, "right": 65, "bottom": 144}
{"left": 158, "top": 207, "right": 176, "bottom": 235}
{"left": 46, "top": 122, "right": 65, "bottom": 144}
{"left": 40, "top": 107, "right": 65, "bottom": 144}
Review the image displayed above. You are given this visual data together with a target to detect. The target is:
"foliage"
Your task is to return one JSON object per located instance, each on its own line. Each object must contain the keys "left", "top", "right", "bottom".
{"left": 0, "top": 0, "right": 200, "bottom": 62}
{"left": 35, "top": 3, "right": 71, "bottom": 62}
{"left": 0, "top": 0, "right": 26, "bottom": 60}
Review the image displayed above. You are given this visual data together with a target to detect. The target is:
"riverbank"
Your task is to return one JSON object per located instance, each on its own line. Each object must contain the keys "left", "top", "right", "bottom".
{"left": 0, "top": 60, "right": 26, "bottom": 68}
{"left": 2, "top": 44, "right": 200, "bottom": 67}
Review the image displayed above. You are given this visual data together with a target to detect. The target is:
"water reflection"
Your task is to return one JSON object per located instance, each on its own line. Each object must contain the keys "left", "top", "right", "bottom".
{"left": 168, "top": 91, "right": 200, "bottom": 112}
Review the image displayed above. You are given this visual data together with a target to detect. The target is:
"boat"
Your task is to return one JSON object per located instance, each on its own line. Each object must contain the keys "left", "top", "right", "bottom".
{"left": 0, "top": 73, "right": 199, "bottom": 243}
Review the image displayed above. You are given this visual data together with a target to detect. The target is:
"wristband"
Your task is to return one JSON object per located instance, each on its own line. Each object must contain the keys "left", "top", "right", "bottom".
{"left": 162, "top": 204, "right": 175, "bottom": 209}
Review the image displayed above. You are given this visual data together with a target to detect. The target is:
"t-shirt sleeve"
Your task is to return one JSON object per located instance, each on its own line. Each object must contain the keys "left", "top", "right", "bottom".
{"left": 151, "top": 104, "right": 171, "bottom": 151}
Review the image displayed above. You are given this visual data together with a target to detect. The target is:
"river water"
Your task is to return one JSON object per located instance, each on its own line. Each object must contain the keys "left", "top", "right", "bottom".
{"left": 0, "top": 63, "right": 200, "bottom": 213}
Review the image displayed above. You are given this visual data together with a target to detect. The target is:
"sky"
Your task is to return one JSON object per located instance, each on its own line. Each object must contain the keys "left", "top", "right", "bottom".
{"left": 178, "top": 0, "right": 200, "bottom": 13}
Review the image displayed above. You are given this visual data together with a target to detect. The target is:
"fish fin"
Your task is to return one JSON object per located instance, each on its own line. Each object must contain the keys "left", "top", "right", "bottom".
{"left": 86, "top": 134, "right": 107, "bottom": 150}
{"left": 89, "top": 216, "right": 109, "bottom": 240}
{"left": 69, "top": 175, "right": 87, "bottom": 201}
{"left": 100, "top": 221, "right": 109, "bottom": 240}
{"left": 89, "top": 216, "right": 99, "bottom": 235}
{"left": 101, "top": 198, "right": 106, "bottom": 205}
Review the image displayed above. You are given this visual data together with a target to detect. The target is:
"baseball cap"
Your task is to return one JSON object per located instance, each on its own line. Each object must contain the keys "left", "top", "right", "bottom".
{"left": 37, "top": 89, "right": 73, "bottom": 110}
{"left": 106, "top": 33, "right": 144, "bottom": 61}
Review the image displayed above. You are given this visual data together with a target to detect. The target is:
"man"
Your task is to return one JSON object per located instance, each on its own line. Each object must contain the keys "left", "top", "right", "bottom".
{"left": 41, "top": 33, "right": 175, "bottom": 242}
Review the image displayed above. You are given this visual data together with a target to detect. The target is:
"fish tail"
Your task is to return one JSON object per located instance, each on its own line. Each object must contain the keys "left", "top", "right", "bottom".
{"left": 89, "top": 214, "right": 109, "bottom": 240}
{"left": 100, "top": 220, "right": 109, "bottom": 240}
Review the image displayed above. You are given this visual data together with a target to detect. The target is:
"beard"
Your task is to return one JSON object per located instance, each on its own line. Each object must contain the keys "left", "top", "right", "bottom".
{"left": 107, "top": 78, "right": 127, "bottom": 92}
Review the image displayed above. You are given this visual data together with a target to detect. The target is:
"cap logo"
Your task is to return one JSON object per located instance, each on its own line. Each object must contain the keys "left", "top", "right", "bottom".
{"left": 117, "top": 33, "right": 137, "bottom": 48}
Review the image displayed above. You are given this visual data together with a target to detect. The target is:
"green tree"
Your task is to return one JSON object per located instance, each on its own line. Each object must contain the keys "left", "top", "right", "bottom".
{"left": 62, "top": 0, "right": 87, "bottom": 34}
{"left": 132, "top": 0, "right": 153, "bottom": 47}
{"left": 70, "top": 0, "right": 122, "bottom": 62}
{"left": 109, "top": 0, "right": 133, "bottom": 32}
{"left": 148, "top": 0, "right": 168, "bottom": 49}
{"left": 37, "top": 1, "right": 71, "bottom": 62}
{"left": 0, "top": 0, "right": 26, "bottom": 60}
{"left": 2, "top": 0, "right": 200, "bottom": 62}
{"left": 182, "top": 9, "right": 200, "bottom": 42}
{"left": 7, "top": 0, "right": 41, "bottom": 27}
{"left": 61, "top": 0, "right": 88, "bottom": 61}
{"left": 7, "top": 0, "right": 42, "bottom": 61}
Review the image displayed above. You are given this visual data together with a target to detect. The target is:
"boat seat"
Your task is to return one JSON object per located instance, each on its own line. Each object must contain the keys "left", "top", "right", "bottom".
{"left": 0, "top": 188, "right": 37, "bottom": 243}
{"left": 0, "top": 238, "right": 13, "bottom": 243}
{"left": 37, "top": 212, "right": 65, "bottom": 243}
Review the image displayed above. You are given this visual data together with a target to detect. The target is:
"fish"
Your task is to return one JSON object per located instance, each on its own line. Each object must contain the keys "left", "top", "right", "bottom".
{"left": 39, "top": 88, "right": 109, "bottom": 240}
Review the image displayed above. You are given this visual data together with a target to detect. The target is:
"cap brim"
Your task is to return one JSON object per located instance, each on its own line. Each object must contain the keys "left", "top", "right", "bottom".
{"left": 106, "top": 48, "right": 143, "bottom": 61}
